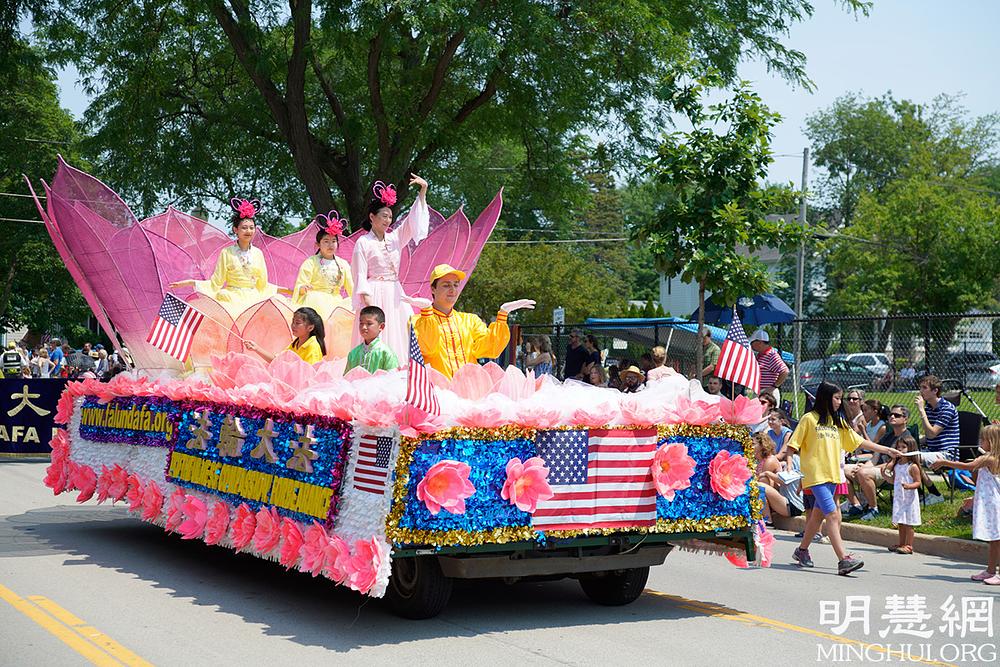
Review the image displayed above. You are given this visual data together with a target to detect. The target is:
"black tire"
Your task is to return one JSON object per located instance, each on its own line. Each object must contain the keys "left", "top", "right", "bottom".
{"left": 579, "top": 566, "right": 649, "bottom": 606}
{"left": 386, "top": 556, "right": 453, "bottom": 619}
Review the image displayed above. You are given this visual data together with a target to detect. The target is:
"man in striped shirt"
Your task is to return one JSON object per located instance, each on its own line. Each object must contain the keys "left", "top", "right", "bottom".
{"left": 915, "top": 374, "right": 960, "bottom": 463}
{"left": 749, "top": 329, "right": 789, "bottom": 398}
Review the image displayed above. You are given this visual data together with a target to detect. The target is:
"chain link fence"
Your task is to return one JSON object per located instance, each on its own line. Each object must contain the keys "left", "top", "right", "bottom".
{"left": 516, "top": 312, "right": 1000, "bottom": 422}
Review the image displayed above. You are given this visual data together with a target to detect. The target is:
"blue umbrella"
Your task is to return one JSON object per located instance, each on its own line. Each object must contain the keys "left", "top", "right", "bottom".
{"left": 690, "top": 293, "right": 796, "bottom": 326}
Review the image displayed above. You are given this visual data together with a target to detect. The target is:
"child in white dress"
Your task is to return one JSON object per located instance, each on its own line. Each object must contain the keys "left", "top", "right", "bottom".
{"left": 933, "top": 424, "right": 1000, "bottom": 584}
{"left": 881, "top": 434, "right": 921, "bottom": 554}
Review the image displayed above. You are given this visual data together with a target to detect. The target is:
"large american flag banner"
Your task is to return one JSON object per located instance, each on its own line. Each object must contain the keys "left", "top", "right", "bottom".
{"left": 532, "top": 428, "right": 658, "bottom": 531}
{"left": 354, "top": 432, "right": 394, "bottom": 495}
{"left": 405, "top": 326, "right": 440, "bottom": 416}
{"left": 146, "top": 294, "right": 204, "bottom": 362}
{"left": 714, "top": 309, "right": 760, "bottom": 395}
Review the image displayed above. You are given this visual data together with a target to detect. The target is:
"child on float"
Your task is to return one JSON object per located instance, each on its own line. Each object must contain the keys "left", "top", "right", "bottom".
{"left": 292, "top": 212, "right": 353, "bottom": 313}
{"left": 245, "top": 307, "right": 326, "bottom": 364}
{"left": 787, "top": 381, "right": 899, "bottom": 576}
{"left": 932, "top": 424, "right": 1000, "bottom": 584}
{"left": 345, "top": 306, "right": 400, "bottom": 374}
{"left": 881, "top": 433, "right": 921, "bottom": 554}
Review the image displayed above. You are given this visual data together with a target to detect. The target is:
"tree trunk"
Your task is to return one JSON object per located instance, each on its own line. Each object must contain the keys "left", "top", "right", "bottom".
{"left": 696, "top": 279, "right": 705, "bottom": 383}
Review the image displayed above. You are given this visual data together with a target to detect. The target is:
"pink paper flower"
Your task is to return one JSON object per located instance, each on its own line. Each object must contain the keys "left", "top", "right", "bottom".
{"left": 278, "top": 519, "right": 304, "bottom": 569}
{"left": 455, "top": 404, "right": 505, "bottom": 428}
{"left": 44, "top": 459, "right": 69, "bottom": 495}
{"left": 346, "top": 537, "right": 384, "bottom": 594}
{"left": 515, "top": 404, "right": 562, "bottom": 429}
{"left": 650, "top": 443, "right": 697, "bottom": 500}
{"left": 708, "top": 450, "right": 752, "bottom": 501}
{"left": 619, "top": 398, "right": 665, "bottom": 425}
{"left": 571, "top": 402, "right": 619, "bottom": 427}
{"left": 125, "top": 474, "right": 144, "bottom": 511}
{"left": 355, "top": 398, "right": 401, "bottom": 427}
{"left": 68, "top": 462, "right": 97, "bottom": 503}
{"left": 140, "top": 482, "right": 164, "bottom": 521}
{"left": 50, "top": 428, "right": 69, "bottom": 459}
{"left": 416, "top": 460, "right": 476, "bottom": 515}
{"left": 717, "top": 395, "right": 764, "bottom": 425}
{"left": 667, "top": 396, "right": 721, "bottom": 425}
{"left": 252, "top": 507, "right": 282, "bottom": 554}
{"left": 54, "top": 390, "right": 75, "bottom": 425}
{"left": 501, "top": 457, "right": 554, "bottom": 513}
{"left": 231, "top": 504, "right": 257, "bottom": 550}
{"left": 322, "top": 534, "right": 351, "bottom": 583}
{"left": 724, "top": 550, "right": 749, "bottom": 568}
{"left": 204, "top": 501, "right": 231, "bottom": 545}
{"left": 398, "top": 404, "right": 446, "bottom": 438}
{"left": 757, "top": 523, "right": 775, "bottom": 568}
{"left": 178, "top": 495, "right": 208, "bottom": 540}
{"left": 450, "top": 363, "right": 495, "bottom": 400}
{"left": 165, "top": 488, "right": 186, "bottom": 531}
{"left": 95, "top": 465, "right": 114, "bottom": 504}
{"left": 300, "top": 522, "right": 330, "bottom": 577}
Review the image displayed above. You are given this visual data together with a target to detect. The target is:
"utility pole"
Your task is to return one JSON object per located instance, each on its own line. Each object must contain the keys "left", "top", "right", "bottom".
{"left": 792, "top": 148, "right": 809, "bottom": 418}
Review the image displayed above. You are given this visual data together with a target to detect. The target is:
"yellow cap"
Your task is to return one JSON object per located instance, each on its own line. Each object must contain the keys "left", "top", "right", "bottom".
{"left": 429, "top": 263, "right": 466, "bottom": 284}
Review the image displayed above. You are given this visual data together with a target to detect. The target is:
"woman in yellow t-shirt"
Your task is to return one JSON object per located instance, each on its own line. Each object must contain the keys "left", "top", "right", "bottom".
{"left": 244, "top": 307, "right": 326, "bottom": 365}
{"left": 785, "top": 381, "right": 898, "bottom": 576}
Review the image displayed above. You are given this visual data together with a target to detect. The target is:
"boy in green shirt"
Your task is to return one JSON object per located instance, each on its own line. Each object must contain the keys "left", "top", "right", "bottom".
{"left": 345, "top": 306, "right": 400, "bottom": 373}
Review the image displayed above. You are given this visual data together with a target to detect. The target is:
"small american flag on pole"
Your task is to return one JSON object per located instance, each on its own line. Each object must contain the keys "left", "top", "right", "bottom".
{"left": 714, "top": 308, "right": 760, "bottom": 395}
{"left": 354, "top": 432, "right": 394, "bottom": 495}
{"left": 532, "top": 428, "right": 658, "bottom": 531}
{"left": 405, "top": 326, "right": 440, "bottom": 416}
{"left": 146, "top": 294, "right": 204, "bottom": 362}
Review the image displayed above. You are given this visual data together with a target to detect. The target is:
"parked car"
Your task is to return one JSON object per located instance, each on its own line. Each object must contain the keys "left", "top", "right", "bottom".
{"left": 942, "top": 351, "right": 1000, "bottom": 390}
{"left": 829, "top": 353, "right": 894, "bottom": 389}
{"left": 798, "top": 358, "right": 875, "bottom": 396}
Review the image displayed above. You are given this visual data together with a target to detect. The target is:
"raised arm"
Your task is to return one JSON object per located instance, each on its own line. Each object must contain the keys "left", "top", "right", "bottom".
{"left": 395, "top": 174, "right": 430, "bottom": 248}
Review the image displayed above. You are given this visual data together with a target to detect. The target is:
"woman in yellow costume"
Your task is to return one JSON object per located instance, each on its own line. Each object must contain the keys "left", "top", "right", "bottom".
{"left": 169, "top": 198, "right": 278, "bottom": 316}
{"left": 292, "top": 212, "right": 353, "bottom": 314}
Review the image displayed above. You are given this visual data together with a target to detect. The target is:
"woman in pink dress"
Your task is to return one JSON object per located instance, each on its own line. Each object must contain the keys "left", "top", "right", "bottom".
{"left": 350, "top": 174, "right": 430, "bottom": 361}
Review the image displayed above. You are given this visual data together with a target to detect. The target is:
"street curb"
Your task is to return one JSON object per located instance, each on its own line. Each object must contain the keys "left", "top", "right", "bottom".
{"left": 773, "top": 516, "right": 987, "bottom": 565}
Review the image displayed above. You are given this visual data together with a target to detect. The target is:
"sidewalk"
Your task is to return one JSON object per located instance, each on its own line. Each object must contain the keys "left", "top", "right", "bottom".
{"left": 773, "top": 515, "right": 988, "bottom": 564}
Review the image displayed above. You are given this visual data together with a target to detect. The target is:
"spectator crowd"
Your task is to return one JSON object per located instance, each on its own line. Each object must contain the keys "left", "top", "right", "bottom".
{"left": 2, "top": 337, "right": 133, "bottom": 381}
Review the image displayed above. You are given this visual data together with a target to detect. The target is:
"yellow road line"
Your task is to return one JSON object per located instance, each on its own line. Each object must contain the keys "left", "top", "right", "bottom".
{"left": 29, "top": 596, "right": 154, "bottom": 667}
{"left": 645, "top": 590, "right": 956, "bottom": 667}
{"left": 0, "top": 583, "right": 122, "bottom": 666}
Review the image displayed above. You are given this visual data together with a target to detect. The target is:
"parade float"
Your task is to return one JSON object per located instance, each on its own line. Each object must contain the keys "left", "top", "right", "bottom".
{"left": 29, "top": 160, "right": 767, "bottom": 618}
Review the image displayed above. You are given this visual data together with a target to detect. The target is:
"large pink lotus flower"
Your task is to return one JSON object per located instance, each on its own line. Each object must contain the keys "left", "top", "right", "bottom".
{"left": 501, "top": 457, "right": 554, "bottom": 513}
{"left": 651, "top": 443, "right": 697, "bottom": 500}
{"left": 231, "top": 504, "right": 257, "bottom": 550}
{"left": 165, "top": 488, "right": 187, "bottom": 531}
{"left": 54, "top": 390, "right": 75, "bottom": 425}
{"left": 666, "top": 396, "right": 721, "bottom": 425}
{"left": 252, "top": 507, "right": 282, "bottom": 554}
{"left": 278, "top": 519, "right": 304, "bottom": 569}
{"left": 204, "top": 502, "right": 231, "bottom": 545}
{"left": 417, "top": 460, "right": 476, "bottom": 515}
{"left": 450, "top": 363, "right": 495, "bottom": 400}
{"left": 494, "top": 366, "right": 536, "bottom": 400}
{"left": 346, "top": 537, "right": 384, "bottom": 594}
{"left": 68, "top": 462, "right": 97, "bottom": 503}
{"left": 178, "top": 495, "right": 208, "bottom": 540}
{"left": 708, "top": 450, "right": 753, "bottom": 501}
{"left": 140, "top": 482, "right": 164, "bottom": 521}
{"left": 300, "top": 522, "right": 330, "bottom": 577}
{"left": 125, "top": 474, "right": 144, "bottom": 511}
{"left": 322, "top": 534, "right": 351, "bottom": 583}
{"left": 717, "top": 395, "right": 764, "bottom": 425}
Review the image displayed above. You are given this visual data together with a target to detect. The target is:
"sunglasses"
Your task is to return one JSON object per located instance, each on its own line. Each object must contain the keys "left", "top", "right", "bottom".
{"left": 847, "top": 397, "right": 860, "bottom": 401}
{"left": 889, "top": 413, "right": 905, "bottom": 419}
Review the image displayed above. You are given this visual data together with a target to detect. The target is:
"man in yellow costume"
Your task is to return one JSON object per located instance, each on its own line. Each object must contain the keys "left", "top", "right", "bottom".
{"left": 411, "top": 264, "right": 535, "bottom": 379}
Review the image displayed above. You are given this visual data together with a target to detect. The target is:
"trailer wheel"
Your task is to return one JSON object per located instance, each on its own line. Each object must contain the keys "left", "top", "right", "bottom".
{"left": 579, "top": 566, "right": 649, "bottom": 606}
{"left": 386, "top": 556, "right": 453, "bottom": 619}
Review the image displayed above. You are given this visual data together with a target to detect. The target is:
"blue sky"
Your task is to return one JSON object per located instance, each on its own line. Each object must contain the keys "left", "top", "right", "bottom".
{"left": 54, "top": 1, "right": 999, "bottom": 186}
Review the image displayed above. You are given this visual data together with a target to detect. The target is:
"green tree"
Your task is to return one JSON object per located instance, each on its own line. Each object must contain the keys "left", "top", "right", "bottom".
{"left": 0, "top": 39, "right": 94, "bottom": 342}
{"left": 28, "top": 0, "right": 849, "bottom": 223}
{"left": 633, "top": 76, "right": 807, "bottom": 373}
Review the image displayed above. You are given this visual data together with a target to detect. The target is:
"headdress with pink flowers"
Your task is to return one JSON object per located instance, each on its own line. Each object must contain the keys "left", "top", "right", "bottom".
{"left": 313, "top": 210, "right": 346, "bottom": 237}
{"left": 372, "top": 181, "right": 397, "bottom": 207}
{"left": 229, "top": 198, "right": 261, "bottom": 220}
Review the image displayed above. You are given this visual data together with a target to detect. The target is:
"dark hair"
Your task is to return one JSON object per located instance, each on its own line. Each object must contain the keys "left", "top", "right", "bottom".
{"left": 890, "top": 403, "right": 910, "bottom": 419}
{"left": 919, "top": 374, "right": 942, "bottom": 396}
{"left": 359, "top": 305, "right": 386, "bottom": 325}
{"left": 314, "top": 227, "right": 339, "bottom": 248}
{"left": 364, "top": 198, "right": 393, "bottom": 231}
{"left": 812, "top": 381, "right": 847, "bottom": 428}
{"left": 293, "top": 307, "right": 326, "bottom": 356}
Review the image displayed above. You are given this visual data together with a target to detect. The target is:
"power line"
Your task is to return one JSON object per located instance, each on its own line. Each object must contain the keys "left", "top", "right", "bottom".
{"left": 0, "top": 217, "right": 44, "bottom": 224}
{"left": 487, "top": 237, "right": 627, "bottom": 245}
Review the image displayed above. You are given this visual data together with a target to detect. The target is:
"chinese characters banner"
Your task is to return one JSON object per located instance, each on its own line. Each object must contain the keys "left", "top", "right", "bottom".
{"left": 0, "top": 378, "right": 68, "bottom": 455}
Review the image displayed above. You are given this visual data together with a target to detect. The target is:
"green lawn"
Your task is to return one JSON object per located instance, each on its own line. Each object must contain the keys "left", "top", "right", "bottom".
{"left": 842, "top": 488, "right": 975, "bottom": 539}
{"left": 785, "top": 389, "right": 1000, "bottom": 423}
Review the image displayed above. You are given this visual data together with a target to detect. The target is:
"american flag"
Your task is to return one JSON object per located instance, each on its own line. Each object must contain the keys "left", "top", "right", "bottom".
{"left": 714, "top": 309, "right": 760, "bottom": 395}
{"left": 146, "top": 294, "right": 204, "bottom": 362}
{"left": 354, "top": 432, "right": 394, "bottom": 495}
{"left": 405, "top": 326, "right": 440, "bottom": 416}
{"left": 532, "top": 428, "right": 658, "bottom": 531}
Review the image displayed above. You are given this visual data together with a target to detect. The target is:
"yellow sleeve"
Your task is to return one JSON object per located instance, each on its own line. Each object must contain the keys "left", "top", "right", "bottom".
{"left": 412, "top": 308, "right": 441, "bottom": 359}
{"left": 195, "top": 248, "right": 230, "bottom": 295}
{"left": 291, "top": 336, "right": 324, "bottom": 364}
{"left": 786, "top": 412, "right": 813, "bottom": 452}
{"left": 252, "top": 248, "right": 268, "bottom": 291}
{"left": 339, "top": 257, "right": 353, "bottom": 297}
{"left": 470, "top": 311, "right": 510, "bottom": 360}
{"left": 293, "top": 257, "right": 316, "bottom": 303}
{"left": 841, "top": 425, "right": 862, "bottom": 453}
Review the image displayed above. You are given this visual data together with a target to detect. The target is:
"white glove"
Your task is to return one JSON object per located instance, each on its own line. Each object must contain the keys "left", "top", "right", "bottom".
{"left": 404, "top": 295, "right": 433, "bottom": 310}
{"left": 500, "top": 299, "right": 536, "bottom": 314}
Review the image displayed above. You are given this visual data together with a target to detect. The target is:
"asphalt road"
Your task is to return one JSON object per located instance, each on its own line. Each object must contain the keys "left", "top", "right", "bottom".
{"left": 1, "top": 459, "right": 997, "bottom": 666}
